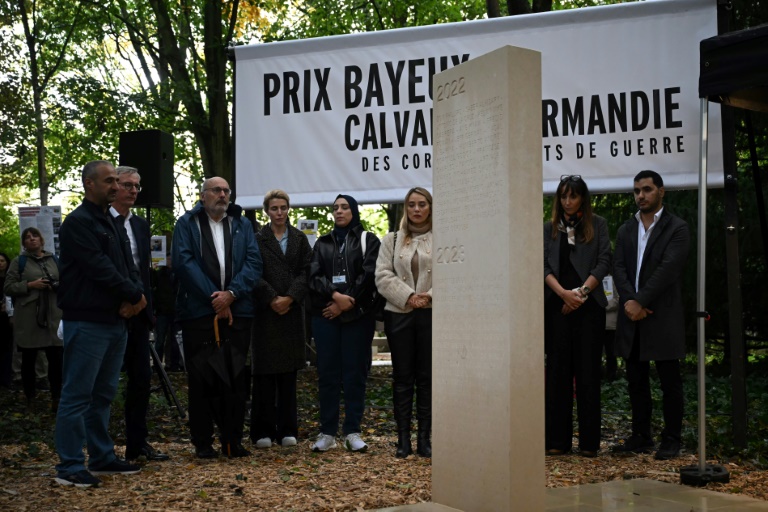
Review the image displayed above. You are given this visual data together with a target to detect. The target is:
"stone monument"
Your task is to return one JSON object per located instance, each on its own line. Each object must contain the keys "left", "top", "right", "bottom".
{"left": 431, "top": 45, "right": 544, "bottom": 511}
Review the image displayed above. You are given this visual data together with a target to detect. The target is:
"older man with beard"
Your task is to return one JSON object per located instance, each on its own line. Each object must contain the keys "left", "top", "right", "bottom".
{"left": 172, "top": 177, "right": 262, "bottom": 459}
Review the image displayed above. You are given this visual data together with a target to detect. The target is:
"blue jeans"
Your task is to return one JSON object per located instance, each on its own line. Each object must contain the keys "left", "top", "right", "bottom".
{"left": 312, "top": 314, "right": 374, "bottom": 436}
{"left": 55, "top": 320, "right": 127, "bottom": 476}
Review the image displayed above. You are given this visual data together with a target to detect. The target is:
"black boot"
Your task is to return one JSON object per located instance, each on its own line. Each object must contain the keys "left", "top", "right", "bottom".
{"left": 392, "top": 380, "right": 414, "bottom": 457}
{"left": 396, "top": 430, "right": 412, "bottom": 458}
{"left": 417, "top": 428, "right": 431, "bottom": 458}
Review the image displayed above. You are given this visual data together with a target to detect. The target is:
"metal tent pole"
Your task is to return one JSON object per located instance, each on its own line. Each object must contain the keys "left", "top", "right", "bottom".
{"left": 680, "top": 98, "right": 729, "bottom": 486}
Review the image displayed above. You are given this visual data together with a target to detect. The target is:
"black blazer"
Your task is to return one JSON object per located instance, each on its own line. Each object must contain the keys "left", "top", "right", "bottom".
{"left": 544, "top": 215, "right": 611, "bottom": 308}
{"left": 128, "top": 214, "right": 154, "bottom": 325}
{"left": 613, "top": 208, "right": 690, "bottom": 361}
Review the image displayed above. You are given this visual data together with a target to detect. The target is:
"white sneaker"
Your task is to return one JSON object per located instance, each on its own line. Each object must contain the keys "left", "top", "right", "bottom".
{"left": 312, "top": 433, "right": 337, "bottom": 452}
{"left": 255, "top": 437, "right": 272, "bottom": 449}
{"left": 344, "top": 433, "right": 368, "bottom": 453}
{"left": 281, "top": 436, "right": 297, "bottom": 447}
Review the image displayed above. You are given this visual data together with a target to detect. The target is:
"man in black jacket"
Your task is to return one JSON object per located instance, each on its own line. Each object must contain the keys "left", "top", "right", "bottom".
{"left": 612, "top": 170, "right": 690, "bottom": 461}
{"left": 110, "top": 166, "right": 169, "bottom": 462}
{"left": 54, "top": 160, "right": 147, "bottom": 488}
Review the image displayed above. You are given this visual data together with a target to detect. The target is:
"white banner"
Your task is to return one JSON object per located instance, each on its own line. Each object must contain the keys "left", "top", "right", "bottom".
{"left": 235, "top": 0, "right": 721, "bottom": 207}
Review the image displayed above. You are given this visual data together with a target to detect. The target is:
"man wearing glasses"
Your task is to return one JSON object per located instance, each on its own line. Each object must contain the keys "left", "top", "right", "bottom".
{"left": 110, "top": 166, "right": 170, "bottom": 462}
{"left": 172, "top": 177, "right": 262, "bottom": 458}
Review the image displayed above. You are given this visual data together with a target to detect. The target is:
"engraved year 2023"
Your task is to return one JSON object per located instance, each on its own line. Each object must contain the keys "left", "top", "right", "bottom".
{"left": 436, "top": 245, "right": 465, "bottom": 264}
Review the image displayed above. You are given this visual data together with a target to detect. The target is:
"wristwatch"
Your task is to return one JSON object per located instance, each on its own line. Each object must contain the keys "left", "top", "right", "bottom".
{"left": 580, "top": 285, "right": 591, "bottom": 296}
{"left": 228, "top": 290, "right": 237, "bottom": 300}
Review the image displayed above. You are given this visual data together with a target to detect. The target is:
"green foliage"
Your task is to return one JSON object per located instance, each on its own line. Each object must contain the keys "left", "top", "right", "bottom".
{"left": 259, "top": 0, "right": 488, "bottom": 41}
{"left": 254, "top": 205, "right": 390, "bottom": 237}
{"left": 0, "top": 187, "right": 31, "bottom": 258}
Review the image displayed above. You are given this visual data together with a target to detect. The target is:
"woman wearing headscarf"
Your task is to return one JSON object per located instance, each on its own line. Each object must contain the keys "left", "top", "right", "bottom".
{"left": 251, "top": 189, "right": 312, "bottom": 449}
{"left": 3, "top": 228, "right": 64, "bottom": 410}
{"left": 375, "top": 187, "right": 433, "bottom": 458}
{"left": 308, "top": 194, "right": 380, "bottom": 453}
{"left": 544, "top": 175, "right": 611, "bottom": 457}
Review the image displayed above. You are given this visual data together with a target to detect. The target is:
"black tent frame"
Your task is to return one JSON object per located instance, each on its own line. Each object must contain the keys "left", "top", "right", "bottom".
{"left": 686, "top": 14, "right": 768, "bottom": 486}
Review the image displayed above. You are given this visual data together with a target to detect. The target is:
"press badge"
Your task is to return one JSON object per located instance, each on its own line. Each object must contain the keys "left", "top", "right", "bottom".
{"left": 332, "top": 275, "right": 347, "bottom": 284}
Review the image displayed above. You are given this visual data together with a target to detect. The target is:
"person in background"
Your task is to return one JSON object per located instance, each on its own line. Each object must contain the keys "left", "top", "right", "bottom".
{"left": 55, "top": 160, "right": 147, "bottom": 488}
{"left": 3, "top": 228, "right": 63, "bottom": 410}
{"left": 173, "top": 177, "right": 262, "bottom": 459}
{"left": 251, "top": 189, "right": 312, "bottom": 449}
{"left": 612, "top": 170, "right": 690, "bottom": 461}
{"left": 602, "top": 274, "right": 619, "bottom": 382}
{"left": 308, "top": 194, "right": 380, "bottom": 453}
{"left": 544, "top": 175, "right": 611, "bottom": 458}
{"left": 375, "top": 187, "right": 434, "bottom": 458}
{"left": 151, "top": 254, "right": 183, "bottom": 372}
{"left": 110, "top": 166, "right": 169, "bottom": 462}
{"left": 0, "top": 252, "right": 13, "bottom": 390}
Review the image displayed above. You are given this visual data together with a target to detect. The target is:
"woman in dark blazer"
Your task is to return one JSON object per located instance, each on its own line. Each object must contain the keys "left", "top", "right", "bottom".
{"left": 543, "top": 175, "right": 611, "bottom": 457}
{"left": 251, "top": 190, "right": 312, "bottom": 448}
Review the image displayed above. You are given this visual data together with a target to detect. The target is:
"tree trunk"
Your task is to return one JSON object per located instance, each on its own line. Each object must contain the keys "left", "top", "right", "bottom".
{"left": 19, "top": 0, "right": 48, "bottom": 205}
{"left": 507, "top": 0, "right": 531, "bottom": 15}
{"left": 532, "top": 0, "right": 552, "bottom": 13}
{"left": 204, "top": 0, "right": 232, "bottom": 185}
{"left": 486, "top": 0, "right": 501, "bottom": 18}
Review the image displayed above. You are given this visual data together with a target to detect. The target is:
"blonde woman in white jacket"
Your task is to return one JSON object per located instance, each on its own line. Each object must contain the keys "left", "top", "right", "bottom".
{"left": 375, "top": 187, "right": 433, "bottom": 458}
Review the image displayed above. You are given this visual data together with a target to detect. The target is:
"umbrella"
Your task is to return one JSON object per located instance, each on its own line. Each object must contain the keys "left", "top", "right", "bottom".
{"left": 187, "top": 317, "right": 247, "bottom": 456}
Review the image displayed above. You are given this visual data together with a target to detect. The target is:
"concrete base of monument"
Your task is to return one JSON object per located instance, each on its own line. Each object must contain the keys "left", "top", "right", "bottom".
{"left": 375, "top": 504, "right": 461, "bottom": 512}
{"left": 372, "top": 479, "right": 767, "bottom": 511}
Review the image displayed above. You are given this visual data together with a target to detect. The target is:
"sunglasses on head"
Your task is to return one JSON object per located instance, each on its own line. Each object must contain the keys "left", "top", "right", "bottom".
{"left": 560, "top": 175, "right": 582, "bottom": 182}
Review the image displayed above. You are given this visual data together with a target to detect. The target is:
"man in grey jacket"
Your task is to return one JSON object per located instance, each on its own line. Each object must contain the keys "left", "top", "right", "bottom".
{"left": 612, "top": 170, "right": 690, "bottom": 461}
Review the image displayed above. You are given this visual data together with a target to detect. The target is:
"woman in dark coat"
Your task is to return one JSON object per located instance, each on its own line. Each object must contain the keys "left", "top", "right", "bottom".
{"left": 543, "top": 175, "right": 611, "bottom": 457}
{"left": 251, "top": 190, "right": 312, "bottom": 448}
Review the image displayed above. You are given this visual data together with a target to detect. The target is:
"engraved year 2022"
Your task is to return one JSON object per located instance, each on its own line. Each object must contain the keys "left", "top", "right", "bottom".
{"left": 436, "top": 77, "right": 465, "bottom": 101}
{"left": 436, "top": 245, "right": 465, "bottom": 264}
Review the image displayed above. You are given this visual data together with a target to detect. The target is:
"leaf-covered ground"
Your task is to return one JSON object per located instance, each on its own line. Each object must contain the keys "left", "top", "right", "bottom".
{"left": 0, "top": 366, "right": 766, "bottom": 511}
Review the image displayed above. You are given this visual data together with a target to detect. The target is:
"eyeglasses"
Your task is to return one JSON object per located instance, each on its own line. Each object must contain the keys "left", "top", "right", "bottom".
{"left": 560, "top": 175, "right": 582, "bottom": 182}
{"left": 120, "top": 183, "right": 142, "bottom": 192}
{"left": 204, "top": 187, "right": 231, "bottom": 195}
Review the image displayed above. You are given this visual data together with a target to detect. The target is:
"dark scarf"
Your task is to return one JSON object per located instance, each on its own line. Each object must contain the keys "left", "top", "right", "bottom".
{"left": 332, "top": 194, "right": 361, "bottom": 247}
{"left": 197, "top": 209, "right": 232, "bottom": 290}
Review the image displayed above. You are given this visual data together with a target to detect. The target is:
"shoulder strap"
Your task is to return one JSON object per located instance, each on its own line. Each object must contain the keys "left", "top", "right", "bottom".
{"left": 18, "top": 255, "right": 27, "bottom": 277}
{"left": 392, "top": 232, "right": 398, "bottom": 276}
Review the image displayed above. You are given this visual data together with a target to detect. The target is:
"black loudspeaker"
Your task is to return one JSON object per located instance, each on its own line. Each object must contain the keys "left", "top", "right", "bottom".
{"left": 118, "top": 130, "right": 174, "bottom": 208}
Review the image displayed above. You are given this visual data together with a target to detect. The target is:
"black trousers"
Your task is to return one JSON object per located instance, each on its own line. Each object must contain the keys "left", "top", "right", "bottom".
{"left": 545, "top": 298, "right": 604, "bottom": 452}
{"left": 625, "top": 333, "right": 684, "bottom": 442}
{"left": 20, "top": 345, "right": 63, "bottom": 401}
{"left": 123, "top": 319, "right": 152, "bottom": 453}
{"left": 250, "top": 371, "right": 298, "bottom": 442}
{"left": 384, "top": 309, "right": 432, "bottom": 432}
{"left": 602, "top": 329, "right": 618, "bottom": 381}
{"left": 182, "top": 316, "right": 251, "bottom": 449}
